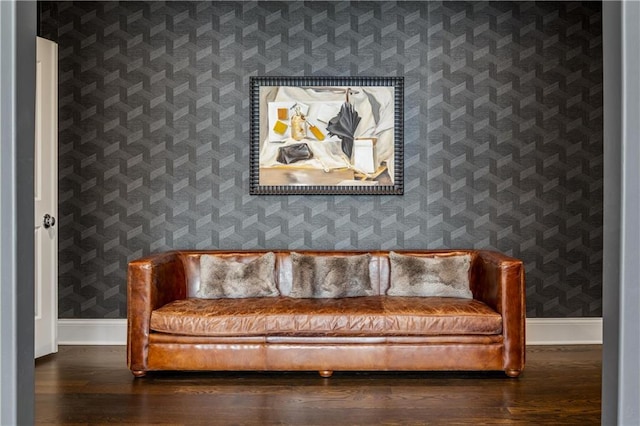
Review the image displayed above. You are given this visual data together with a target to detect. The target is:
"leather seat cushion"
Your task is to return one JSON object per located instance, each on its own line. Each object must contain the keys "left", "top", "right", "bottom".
{"left": 149, "top": 296, "right": 502, "bottom": 337}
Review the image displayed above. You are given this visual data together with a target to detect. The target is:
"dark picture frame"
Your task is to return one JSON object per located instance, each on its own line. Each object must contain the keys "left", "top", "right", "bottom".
{"left": 249, "top": 76, "right": 404, "bottom": 195}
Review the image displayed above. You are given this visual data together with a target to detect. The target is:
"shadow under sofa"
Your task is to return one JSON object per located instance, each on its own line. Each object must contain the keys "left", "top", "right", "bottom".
{"left": 127, "top": 250, "right": 525, "bottom": 378}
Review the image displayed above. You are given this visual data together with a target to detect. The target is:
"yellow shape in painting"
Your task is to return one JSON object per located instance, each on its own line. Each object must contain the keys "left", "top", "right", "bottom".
{"left": 309, "top": 124, "right": 325, "bottom": 141}
{"left": 273, "top": 120, "right": 288, "bottom": 134}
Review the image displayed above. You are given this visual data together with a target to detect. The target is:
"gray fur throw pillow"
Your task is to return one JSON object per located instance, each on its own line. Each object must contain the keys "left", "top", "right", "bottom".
{"left": 197, "top": 252, "right": 279, "bottom": 299}
{"left": 387, "top": 252, "right": 473, "bottom": 299}
{"left": 290, "top": 253, "right": 375, "bottom": 298}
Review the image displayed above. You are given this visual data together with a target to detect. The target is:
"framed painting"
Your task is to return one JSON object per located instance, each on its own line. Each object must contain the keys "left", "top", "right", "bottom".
{"left": 249, "top": 76, "right": 404, "bottom": 195}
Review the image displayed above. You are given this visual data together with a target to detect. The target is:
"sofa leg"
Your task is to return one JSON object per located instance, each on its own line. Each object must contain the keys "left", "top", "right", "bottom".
{"left": 505, "top": 369, "right": 522, "bottom": 378}
{"left": 318, "top": 370, "right": 333, "bottom": 378}
{"left": 132, "top": 370, "right": 147, "bottom": 378}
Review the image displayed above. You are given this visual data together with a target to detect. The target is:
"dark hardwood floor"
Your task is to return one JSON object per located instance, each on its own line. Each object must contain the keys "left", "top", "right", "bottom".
{"left": 35, "top": 345, "right": 601, "bottom": 425}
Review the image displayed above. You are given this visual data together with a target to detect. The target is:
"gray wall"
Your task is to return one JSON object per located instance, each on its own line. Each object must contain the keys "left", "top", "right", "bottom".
{"left": 602, "top": 1, "right": 640, "bottom": 423}
{"left": 1, "top": 1, "right": 36, "bottom": 424}
{"left": 40, "top": 1, "right": 603, "bottom": 319}
{"left": 602, "top": 2, "right": 621, "bottom": 422}
{"left": 0, "top": 2, "right": 15, "bottom": 421}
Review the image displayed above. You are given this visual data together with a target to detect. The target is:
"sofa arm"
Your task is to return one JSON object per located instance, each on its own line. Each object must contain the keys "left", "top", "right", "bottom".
{"left": 473, "top": 250, "right": 525, "bottom": 376}
{"left": 127, "top": 251, "right": 186, "bottom": 375}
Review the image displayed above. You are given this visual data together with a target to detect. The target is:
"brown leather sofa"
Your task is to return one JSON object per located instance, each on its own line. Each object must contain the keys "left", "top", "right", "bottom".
{"left": 127, "top": 250, "right": 525, "bottom": 378}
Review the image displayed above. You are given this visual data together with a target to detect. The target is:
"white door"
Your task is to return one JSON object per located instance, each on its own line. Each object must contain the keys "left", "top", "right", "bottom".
{"left": 34, "top": 36, "right": 58, "bottom": 359}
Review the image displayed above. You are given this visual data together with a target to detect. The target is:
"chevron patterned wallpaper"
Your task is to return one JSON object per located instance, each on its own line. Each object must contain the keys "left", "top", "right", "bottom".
{"left": 40, "top": 1, "right": 603, "bottom": 319}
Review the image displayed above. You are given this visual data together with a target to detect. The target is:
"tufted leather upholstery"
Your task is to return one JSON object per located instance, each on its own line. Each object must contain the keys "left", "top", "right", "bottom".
{"left": 150, "top": 296, "right": 502, "bottom": 337}
{"left": 128, "top": 250, "right": 525, "bottom": 377}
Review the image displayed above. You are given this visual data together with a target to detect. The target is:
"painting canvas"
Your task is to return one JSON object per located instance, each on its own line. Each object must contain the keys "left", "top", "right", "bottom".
{"left": 250, "top": 77, "right": 404, "bottom": 195}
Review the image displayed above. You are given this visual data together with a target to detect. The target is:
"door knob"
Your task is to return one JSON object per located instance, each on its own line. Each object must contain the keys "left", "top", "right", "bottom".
{"left": 43, "top": 214, "right": 55, "bottom": 229}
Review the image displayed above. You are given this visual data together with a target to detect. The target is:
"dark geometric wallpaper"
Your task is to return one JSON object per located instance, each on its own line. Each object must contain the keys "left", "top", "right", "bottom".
{"left": 40, "top": 1, "right": 603, "bottom": 319}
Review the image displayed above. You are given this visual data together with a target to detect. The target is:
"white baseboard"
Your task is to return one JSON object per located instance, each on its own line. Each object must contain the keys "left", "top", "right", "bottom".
{"left": 57, "top": 317, "right": 603, "bottom": 346}
{"left": 58, "top": 319, "right": 128, "bottom": 345}
{"left": 526, "top": 317, "right": 602, "bottom": 345}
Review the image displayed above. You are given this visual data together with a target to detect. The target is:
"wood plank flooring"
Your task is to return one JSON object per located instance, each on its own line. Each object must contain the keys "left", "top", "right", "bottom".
{"left": 35, "top": 345, "right": 601, "bottom": 425}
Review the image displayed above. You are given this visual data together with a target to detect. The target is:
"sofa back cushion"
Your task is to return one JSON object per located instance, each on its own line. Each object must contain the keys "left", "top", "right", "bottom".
{"left": 289, "top": 253, "right": 375, "bottom": 298}
{"left": 180, "top": 250, "right": 478, "bottom": 298}
{"left": 377, "top": 251, "right": 478, "bottom": 296}
{"left": 183, "top": 252, "right": 281, "bottom": 298}
{"left": 386, "top": 251, "right": 473, "bottom": 298}
{"left": 278, "top": 252, "right": 382, "bottom": 296}
{"left": 196, "top": 252, "right": 279, "bottom": 299}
